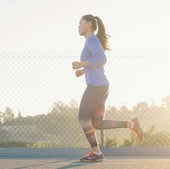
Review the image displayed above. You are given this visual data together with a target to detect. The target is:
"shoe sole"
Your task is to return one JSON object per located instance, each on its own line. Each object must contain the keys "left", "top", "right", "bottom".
{"left": 80, "top": 158, "right": 104, "bottom": 162}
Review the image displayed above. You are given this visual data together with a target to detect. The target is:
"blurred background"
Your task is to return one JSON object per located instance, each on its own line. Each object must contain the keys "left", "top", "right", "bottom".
{"left": 0, "top": 0, "right": 169, "bottom": 148}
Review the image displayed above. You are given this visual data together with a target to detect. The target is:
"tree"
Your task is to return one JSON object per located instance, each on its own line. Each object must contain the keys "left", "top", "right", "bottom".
{"left": 162, "top": 96, "right": 170, "bottom": 108}
{"left": 17, "top": 110, "right": 23, "bottom": 118}
{"left": 3, "top": 107, "right": 14, "bottom": 123}
{"left": 119, "top": 105, "right": 131, "bottom": 115}
{"left": 0, "top": 111, "right": 4, "bottom": 124}
{"left": 133, "top": 101, "right": 149, "bottom": 114}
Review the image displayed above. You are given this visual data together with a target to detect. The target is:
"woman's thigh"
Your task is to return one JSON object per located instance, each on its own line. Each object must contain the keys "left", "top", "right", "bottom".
{"left": 79, "top": 85, "right": 109, "bottom": 121}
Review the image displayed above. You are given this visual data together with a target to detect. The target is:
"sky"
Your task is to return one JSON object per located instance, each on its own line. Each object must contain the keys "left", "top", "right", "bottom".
{"left": 0, "top": 0, "right": 170, "bottom": 116}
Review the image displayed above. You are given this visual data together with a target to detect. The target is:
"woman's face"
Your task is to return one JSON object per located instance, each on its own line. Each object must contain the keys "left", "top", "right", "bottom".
{"left": 78, "top": 18, "right": 91, "bottom": 36}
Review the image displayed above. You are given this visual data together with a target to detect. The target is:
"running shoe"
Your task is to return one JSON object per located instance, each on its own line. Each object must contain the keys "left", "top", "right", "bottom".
{"left": 80, "top": 151, "right": 104, "bottom": 162}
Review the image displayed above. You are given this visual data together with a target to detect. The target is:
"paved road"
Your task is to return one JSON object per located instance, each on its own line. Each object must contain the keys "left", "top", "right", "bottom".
{"left": 0, "top": 158, "right": 170, "bottom": 169}
{"left": 0, "top": 148, "right": 169, "bottom": 169}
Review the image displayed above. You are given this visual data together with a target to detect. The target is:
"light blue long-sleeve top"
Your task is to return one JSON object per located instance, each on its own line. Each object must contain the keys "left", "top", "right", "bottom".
{"left": 80, "top": 34, "right": 109, "bottom": 86}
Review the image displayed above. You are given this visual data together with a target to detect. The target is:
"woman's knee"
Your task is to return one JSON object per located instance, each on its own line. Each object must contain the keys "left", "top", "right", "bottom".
{"left": 78, "top": 117, "right": 91, "bottom": 128}
{"left": 92, "top": 117, "right": 103, "bottom": 129}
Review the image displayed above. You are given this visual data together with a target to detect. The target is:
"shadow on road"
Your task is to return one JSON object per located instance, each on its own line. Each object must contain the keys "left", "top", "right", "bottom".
{"left": 57, "top": 161, "right": 94, "bottom": 169}
{"left": 12, "top": 160, "right": 69, "bottom": 169}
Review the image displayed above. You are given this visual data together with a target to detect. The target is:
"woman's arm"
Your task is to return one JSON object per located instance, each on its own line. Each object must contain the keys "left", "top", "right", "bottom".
{"left": 86, "top": 37, "right": 106, "bottom": 68}
{"left": 72, "top": 37, "right": 106, "bottom": 70}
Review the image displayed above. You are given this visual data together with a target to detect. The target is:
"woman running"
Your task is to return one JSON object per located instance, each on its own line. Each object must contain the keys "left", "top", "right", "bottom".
{"left": 72, "top": 14, "right": 143, "bottom": 162}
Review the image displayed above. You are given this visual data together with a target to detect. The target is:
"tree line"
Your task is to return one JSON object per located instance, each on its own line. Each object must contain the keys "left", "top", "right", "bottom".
{"left": 0, "top": 96, "right": 169, "bottom": 147}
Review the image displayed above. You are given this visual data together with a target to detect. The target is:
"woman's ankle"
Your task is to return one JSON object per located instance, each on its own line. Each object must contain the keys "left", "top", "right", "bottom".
{"left": 91, "top": 145, "right": 102, "bottom": 155}
{"left": 127, "top": 121, "right": 134, "bottom": 129}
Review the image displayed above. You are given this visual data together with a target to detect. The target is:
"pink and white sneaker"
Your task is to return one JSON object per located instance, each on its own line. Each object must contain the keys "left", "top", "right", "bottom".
{"left": 80, "top": 151, "right": 104, "bottom": 162}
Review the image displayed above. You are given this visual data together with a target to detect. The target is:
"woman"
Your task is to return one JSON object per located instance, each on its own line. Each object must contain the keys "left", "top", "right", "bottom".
{"left": 72, "top": 14, "right": 143, "bottom": 162}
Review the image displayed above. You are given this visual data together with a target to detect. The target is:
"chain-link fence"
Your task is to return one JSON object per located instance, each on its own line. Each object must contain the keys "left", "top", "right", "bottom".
{"left": 0, "top": 51, "right": 170, "bottom": 148}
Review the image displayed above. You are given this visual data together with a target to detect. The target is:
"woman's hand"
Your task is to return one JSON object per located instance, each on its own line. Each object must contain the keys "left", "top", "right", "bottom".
{"left": 75, "top": 69, "right": 84, "bottom": 77}
{"left": 72, "top": 61, "right": 82, "bottom": 69}
{"left": 72, "top": 61, "right": 88, "bottom": 70}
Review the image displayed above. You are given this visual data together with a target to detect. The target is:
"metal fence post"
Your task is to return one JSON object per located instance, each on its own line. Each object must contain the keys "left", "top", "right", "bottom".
{"left": 101, "top": 130, "right": 105, "bottom": 147}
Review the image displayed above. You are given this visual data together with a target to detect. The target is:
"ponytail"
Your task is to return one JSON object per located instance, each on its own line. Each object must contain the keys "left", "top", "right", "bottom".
{"left": 94, "top": 16, "right": 110, "bottom": 51}
{"left": 82, "top": 14, "right": 110, "bottom": 51}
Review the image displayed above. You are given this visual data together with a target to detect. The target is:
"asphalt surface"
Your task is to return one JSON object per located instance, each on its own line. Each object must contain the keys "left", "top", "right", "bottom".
{"left": 0, "top": 148, "right": 169, "bottom": 169}
{"left": 0, "top": 158, "right": 170, "bottom": 169}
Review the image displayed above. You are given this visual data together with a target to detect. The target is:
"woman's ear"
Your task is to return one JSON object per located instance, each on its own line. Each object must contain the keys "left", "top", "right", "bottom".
{"left": 87, "top": 21, "right": 92, "bottom": 28}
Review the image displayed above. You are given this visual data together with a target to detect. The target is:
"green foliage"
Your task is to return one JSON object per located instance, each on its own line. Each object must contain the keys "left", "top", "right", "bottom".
{"left": 105, "top": 125, "right": 170, "bottom": 147}
{"left": 0, "top": 142, "right": 56, "bottom": 148}
{"left": 28, "top": 142, "right": 57, "bottom": 148}
{"left": 105, "top": 137, "right": 118, "bottom": 147}
{"left": 0, "top": 96, "right": 170, "bottom": 148}
{"left": 0, "top": 141, "right": 29, "bottom": 148}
